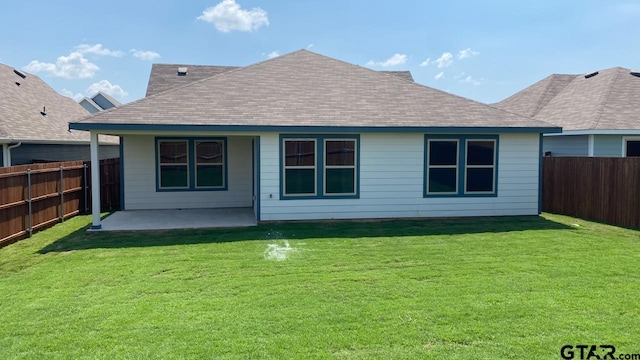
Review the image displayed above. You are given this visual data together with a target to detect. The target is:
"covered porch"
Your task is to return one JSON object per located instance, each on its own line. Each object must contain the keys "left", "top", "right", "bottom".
{"left": 90, "top": 208, "right": 257, "bottom": 231}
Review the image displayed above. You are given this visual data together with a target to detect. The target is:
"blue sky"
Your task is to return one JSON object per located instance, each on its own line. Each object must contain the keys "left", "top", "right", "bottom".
{"left": 1, "top": 0, "right": 638, "bottom": 104}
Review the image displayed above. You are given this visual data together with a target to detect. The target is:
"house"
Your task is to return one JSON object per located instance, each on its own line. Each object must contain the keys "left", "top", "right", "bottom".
{"left": 494, "top": 67, "right": 640, "bottom": 157}
{"left": 79, "top": 91, "right": 121, "bottom": 114}
{"left": 0, "top": 62, "right": 120, "bottom": 166}
{"left": 69, "top": 50, "right": 560, "bottom": 229}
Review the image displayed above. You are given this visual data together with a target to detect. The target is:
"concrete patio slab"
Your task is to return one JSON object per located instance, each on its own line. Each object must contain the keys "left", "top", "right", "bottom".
{"left": 92, "top": 208, "right": 256, "bottom": 231}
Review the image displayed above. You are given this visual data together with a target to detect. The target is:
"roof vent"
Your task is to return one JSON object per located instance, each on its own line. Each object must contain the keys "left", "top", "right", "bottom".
{"left": 177, "top": 67, "right": 188, "bottom": 76}
{"left": 13, "top": 69, "right": 27, "bottom": 79}
{"left": 631, "top": 70, "right": 640, "bottom": 77}
{"left": 584, "top": 71, "right": 599, "bottom": 79}
{"left": 40, "top": 106, "right": 46, "bottom": 116}
{"left": 15, "top": 82, "right": 20, "bottom": 87}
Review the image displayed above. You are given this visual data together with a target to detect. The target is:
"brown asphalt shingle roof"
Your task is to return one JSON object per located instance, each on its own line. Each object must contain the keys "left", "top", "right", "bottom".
{"left": 0, "top": 62, "right": 118, "bottom": 144}
{"left": 494, "top": 67, "right": 640, "bottom": 131}
{"left": 146, "top": 63, "right": 415, "bottom": 96}
{"left": 74, "top": 50, "right": 555, "bottom": 130}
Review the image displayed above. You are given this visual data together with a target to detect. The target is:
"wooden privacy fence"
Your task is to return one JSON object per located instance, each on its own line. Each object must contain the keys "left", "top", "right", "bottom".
{"left": 543, "top": 157, "right": 640, "bottom": 229}
{"left": 0, "top": 158, "right": 120, "bottom": 247}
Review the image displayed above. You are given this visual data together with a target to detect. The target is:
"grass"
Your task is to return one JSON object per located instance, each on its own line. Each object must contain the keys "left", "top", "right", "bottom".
{"left": 0, "top": 214, "right": 639, "bottom": 359}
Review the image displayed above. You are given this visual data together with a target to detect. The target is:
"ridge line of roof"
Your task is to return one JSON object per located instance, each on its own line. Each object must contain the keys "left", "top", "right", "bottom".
{"left": 591, "top": 67, "right": 622, "bottom": 130}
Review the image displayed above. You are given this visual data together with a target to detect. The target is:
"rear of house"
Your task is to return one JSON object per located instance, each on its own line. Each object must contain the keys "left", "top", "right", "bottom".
{"left": 70, "top": 50, "right": 559, "bottom": 228}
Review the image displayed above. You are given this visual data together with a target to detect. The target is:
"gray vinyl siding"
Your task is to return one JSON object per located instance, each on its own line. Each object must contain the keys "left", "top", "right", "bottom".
{"left": 542, "top": 135, "right": 589, "bottom": 156}
{"left": 259, "top": 132, "right": 541, "bottom": 221}
{"left": 9, "top": 144, "right": 119, "bottom": 165}
{"left": 593, "top": 135, "right": 623, "bottom": 157}
{"left": 122, "top": 135, "right": 253, "bottom": 210}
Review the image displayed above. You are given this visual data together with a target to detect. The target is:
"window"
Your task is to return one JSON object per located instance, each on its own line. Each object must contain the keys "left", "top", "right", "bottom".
{"left": 158, "top": 140, "right": 189, "bottom": 189}
{"left": 195, "top": 141, "right": 224, "bottom": 188}
{"left": 425, "top": 135, "right": 498, "bottom": 197}
{"left": 283, "top": 139, "right": 317, "bottom": 195}
{"left": 325, "top": 140, "right": 356, "bottom": 195}
{"left": 426, "top": 140, "right": 458, "bottom": 194}
{"left": 281, "top": 135, "right": 359, "bottom": 199}
{"left": 156, "top": 138, "right": 226, "bottom": 191}
{"left": 465, "top": 140, "right": 496, "bottom": 193}
{"left": 624, "top": 139, "right": 640, "bottom": 157}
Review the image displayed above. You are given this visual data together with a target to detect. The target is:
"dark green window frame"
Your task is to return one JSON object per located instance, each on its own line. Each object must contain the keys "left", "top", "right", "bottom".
{"left": 156, "top": 137, "right": 227, "bottom": 192}
{"left": 280, "top": 135, "right": 360, "bottom": 200}
{"left": 424, "top": 135, "right": 498, "bottom": 197}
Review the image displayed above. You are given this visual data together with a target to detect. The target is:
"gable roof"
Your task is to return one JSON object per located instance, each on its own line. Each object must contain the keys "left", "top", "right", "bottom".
{"left": 0, "top": 62, "right": 118, "bottom": 144}
{"left": 146, "top": 63, "right": 414, "bottom": 96}
{"left": 72, "top": 50, "right": 557, "bottom": 132}
{"left": 494, "top": 67, "right": 640, "bottom": 131}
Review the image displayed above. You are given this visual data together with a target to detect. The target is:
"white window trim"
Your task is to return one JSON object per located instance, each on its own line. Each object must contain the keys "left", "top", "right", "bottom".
{"left": 282, "top": 138, "right": 317, "bottom": 197}
{"left": 622, "top": 136, "right": 640, "bottom": 157}
{"left": 194, "top": 140, "right": 225, "bottom": 189}
{"left": 323, "top": 139, "right": 357, "bottom": 196}
{"left": 158, "top": 140, "right": 190, "bottom": 190}
{"left": 426, "top": 139, "right": 459, "bottom": 195}
{"left": 463, "top": 139, "right": 496, "bottom": 195}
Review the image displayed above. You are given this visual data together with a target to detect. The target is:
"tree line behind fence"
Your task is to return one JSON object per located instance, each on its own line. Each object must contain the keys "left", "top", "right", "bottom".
{"left": 0, "top": 158, "right": 120, "bottom": 247}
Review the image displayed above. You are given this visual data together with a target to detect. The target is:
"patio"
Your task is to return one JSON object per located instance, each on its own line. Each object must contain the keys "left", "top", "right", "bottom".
{"left": 91, "top": 208, "right": 257, "bottom": 231}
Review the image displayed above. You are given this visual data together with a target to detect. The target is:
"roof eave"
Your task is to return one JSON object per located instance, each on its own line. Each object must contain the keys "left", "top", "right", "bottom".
{"left": 69, "top": 122, "right": 562, "bottom": 134}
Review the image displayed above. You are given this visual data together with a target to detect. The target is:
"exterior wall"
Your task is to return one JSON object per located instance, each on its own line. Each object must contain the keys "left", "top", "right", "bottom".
{"left": 122, "top": 135, "right": 253, "bottom": 210}
{"left": 542, "top": 135, "right": 589, "bottom": 156}
{"left": 259, "top": 132, "right": 541, "bottom": 221}
{"left": 593, "top": 135, "right": 623, "bottom": 157}
{"left": 10, "top": 144, "right": 119, "bottom": 165}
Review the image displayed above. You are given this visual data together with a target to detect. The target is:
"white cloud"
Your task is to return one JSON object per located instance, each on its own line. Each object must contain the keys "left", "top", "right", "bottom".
{"left": 454, "top": 72, "right": 466, "bottom": 79}
{"left": 86, "top": 80, "right": 128, "bottom": 99}
{"left": 197, "top": 0, "right": 269, "bottom": 32}
{"left": 435, "top": 72, "right": 445, "bottom": 80}
{"left": 25, "top": 52, "right": 99, "bottom": 79}
{"left": 419, "top": 58, "right": 431, "bottom": 67}
{"left": 75, "top": 44, "right": 124, "bottom": 57}
{"left": 460, "top": 76, "right": 482, "bottom": 85}
{"left": 435, "top": 52, "right": 453, "bottom": 68}
{"left": 61, "top": 89, "right": 84, "bottom": 102}
{"left": 307, "top": 44, "right": 314, "bottom": 49}
{"left": 458, "top": 48, "right": 479, "bottom": 60}
{"left": 267, "top": 51, "right": 280, "bottom": 59}
{"left": 366, "top": 53, "right": 407, "bottom": 67}
{"left": 130, "top": 49, "right": 161, "bottom": 61}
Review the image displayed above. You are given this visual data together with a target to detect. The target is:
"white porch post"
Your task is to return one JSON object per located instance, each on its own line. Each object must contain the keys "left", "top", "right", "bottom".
{"left": 90, "top": 132, "right": 102, "bottom": 229}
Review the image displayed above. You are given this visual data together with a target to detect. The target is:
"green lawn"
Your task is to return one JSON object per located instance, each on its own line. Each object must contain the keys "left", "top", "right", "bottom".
{"left": 0, "top": 214, "right": 638, "bottom": 359}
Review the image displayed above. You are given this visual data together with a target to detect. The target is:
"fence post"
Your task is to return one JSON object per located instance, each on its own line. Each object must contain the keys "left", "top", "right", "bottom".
{"left": 27, "top": 169, "right": 33, "bottom": 238}
{"left": 59, "top": 166, "right": 65, "bottom": 222}
{"left": 83, "top": 163, "right": 89, "bottom": 213}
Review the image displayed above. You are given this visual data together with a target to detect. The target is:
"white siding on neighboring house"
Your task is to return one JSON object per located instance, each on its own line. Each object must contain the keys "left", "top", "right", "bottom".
{"left": 259, "top": 132, "right": 540, "bottom": 221}
{"left": 10, "top": 144, "right": 120, "bottom": 165}
{"left": 542, "top": 135, "right": 589, "bottom": 156}
{"left": 122, "top": 135, "right": 253, "bottom": 210}
{"left": 593, "top": 135, "right": 623, "bottom": 157}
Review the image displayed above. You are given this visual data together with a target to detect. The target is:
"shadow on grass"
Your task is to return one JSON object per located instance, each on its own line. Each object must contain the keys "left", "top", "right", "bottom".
{"left": 39, "top": 215, "right": 573, "bottom": 253}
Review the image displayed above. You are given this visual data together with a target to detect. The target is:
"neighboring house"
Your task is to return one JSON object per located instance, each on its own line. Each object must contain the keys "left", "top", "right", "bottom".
{"left": 0, "top": 62, "right": 120, "bottom": 166}
{"left": 494, "top": 67, "right": 640, "bottom": 157}
{"left": 79, "top": 91, "right": 121, "bottom": 114}
{"left": 69, "top": 50, "right": 559, "bottom": 228}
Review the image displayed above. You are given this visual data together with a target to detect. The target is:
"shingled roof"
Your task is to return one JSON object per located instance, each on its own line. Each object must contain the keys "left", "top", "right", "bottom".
{"left": 494, "top": 67, "right": 640, "bottom": 131}
{"left": 72, "top": 50, "right": 556, "bottom": 131}
{"left": 146, "top": 63, "right": 414, "bottom": 96}
{"left": 0, "top": 62, "right": 119, "bottom": 144}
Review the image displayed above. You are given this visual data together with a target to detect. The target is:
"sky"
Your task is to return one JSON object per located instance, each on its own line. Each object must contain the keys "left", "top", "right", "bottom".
{"left": 1, "top": 0, "right": 638, "bottom": 105}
